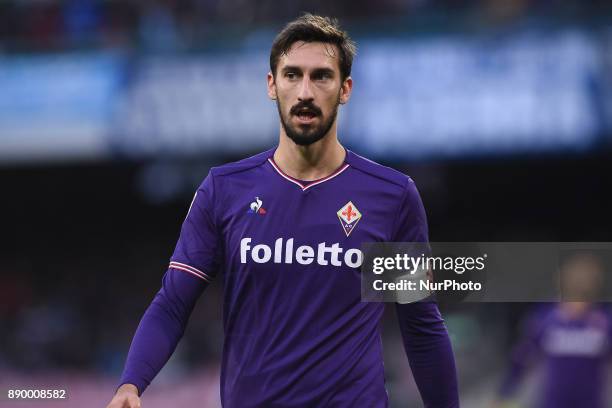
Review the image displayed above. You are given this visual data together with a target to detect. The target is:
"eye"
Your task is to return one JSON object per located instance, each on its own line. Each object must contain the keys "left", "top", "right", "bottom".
{"left": 285, "top": 71, "right": 298, "bottom": 80}
{"left": 313, "top": 72, "right": 332, "bottom": 81}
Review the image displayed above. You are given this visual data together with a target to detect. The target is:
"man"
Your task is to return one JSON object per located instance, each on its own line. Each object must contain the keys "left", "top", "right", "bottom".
{"left": 494, "top": 252, "right": 612, "bottom": 408}
{"left": 107, "top": 14, "right": 459, "bottom": 408}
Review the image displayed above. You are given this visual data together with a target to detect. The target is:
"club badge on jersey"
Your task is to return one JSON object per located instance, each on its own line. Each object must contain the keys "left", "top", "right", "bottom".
{"left": 337, "top": 201, "right": 362, "bottom": 237}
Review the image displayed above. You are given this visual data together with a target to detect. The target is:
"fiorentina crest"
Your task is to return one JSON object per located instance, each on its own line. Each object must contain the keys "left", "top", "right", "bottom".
{"left": 337, "top": 201, "right": 362, "bottom": 237}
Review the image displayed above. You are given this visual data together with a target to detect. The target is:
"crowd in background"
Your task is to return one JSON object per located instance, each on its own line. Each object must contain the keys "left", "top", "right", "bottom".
{"left": 0, "top": 0, "right": 611, "bottom": 52}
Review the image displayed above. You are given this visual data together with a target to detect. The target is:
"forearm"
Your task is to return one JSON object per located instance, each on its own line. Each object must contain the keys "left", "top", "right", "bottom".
{"left": 118, "top": 295, "right": 185, "bottom": 394}
{"left": 396, "top": 301, "right": 459, "bottom": 408}
{"left": 119, "top": 268, "right": 207, "bottom": 394}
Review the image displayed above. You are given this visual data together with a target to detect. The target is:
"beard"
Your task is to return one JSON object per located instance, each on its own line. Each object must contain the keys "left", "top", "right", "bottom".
{"left": 276, "top": 97, "right": 340, "bottom": 146}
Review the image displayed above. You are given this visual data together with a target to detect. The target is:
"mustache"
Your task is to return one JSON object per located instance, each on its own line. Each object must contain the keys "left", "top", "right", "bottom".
{"left": 290, "top": 102, "right": 322, "bottom": 116}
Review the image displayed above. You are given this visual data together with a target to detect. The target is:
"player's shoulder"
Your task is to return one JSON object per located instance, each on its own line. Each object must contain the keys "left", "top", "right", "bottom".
{"left": 346, "top": 149, "right": 414, "bottom": 189}
{"left": 209, "top": 147, "right": 275, "bottom": 178}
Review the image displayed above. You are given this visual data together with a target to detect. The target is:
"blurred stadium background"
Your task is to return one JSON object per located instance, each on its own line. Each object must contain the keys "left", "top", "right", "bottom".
{"left": 1, "top": 0, "right": 612, "bottom": 407}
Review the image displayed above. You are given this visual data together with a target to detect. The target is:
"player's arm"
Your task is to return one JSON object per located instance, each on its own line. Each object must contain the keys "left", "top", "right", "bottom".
{"left": 107, "top": 270, "right": 207, "bottom": 407}
{"left": 119, "top": 269, "right": 209, "bottom": 392}
{"left": 108, "top": 174, "right": 221, "bottom": 407}
{"left": 391, "top": 177, "right": 459, "bottom": 407}
{"left": 396, "top": 300, "right": 459, "bottom": 407}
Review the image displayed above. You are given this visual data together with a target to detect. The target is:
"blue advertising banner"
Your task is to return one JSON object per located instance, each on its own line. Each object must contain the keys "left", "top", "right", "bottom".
{"left": 0, "top": 28, "right": 607, "bottom": 163}
{"left": 0, "top": 52, "right": 123, "bottom": 162}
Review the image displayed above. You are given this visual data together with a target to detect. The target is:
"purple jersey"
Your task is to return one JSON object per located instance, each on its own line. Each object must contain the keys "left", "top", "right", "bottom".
{"left": 500, "top": 304, "right": 612, "bottom": 408}
{"left": 120, "top": 148, "right": 459, "bottom": 407}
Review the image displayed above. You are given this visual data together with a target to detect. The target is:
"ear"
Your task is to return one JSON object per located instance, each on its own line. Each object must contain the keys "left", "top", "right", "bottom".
{"left": 267, "top": 72, "right": 277, "bottom": 100}
{"left": 339, "top": 76, "right": 353, "bottom": 105}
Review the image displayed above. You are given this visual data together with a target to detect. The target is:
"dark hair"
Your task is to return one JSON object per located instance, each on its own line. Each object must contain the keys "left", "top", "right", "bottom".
{"left": 270, "top": 14, "right": 356, "bottom": 82}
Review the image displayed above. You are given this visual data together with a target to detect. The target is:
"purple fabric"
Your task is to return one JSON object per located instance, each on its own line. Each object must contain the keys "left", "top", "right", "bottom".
{"left": 119, "top": 269, "right": 207, "bottom": 394}
{"left": 119, "top": 148, "right": 459, "bottom": 407}
{"left": 396, "top": 301, "right": 459, "bottom": 408}
{"left": 499, "top": 304, "right": 612, "bottom": 408}
{"left": 391, "top": 161, "right": 459, "bottom": 407}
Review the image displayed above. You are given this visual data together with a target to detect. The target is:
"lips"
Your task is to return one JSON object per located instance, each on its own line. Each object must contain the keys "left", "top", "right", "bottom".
{"left": 293, "top": 107, "right": 319, "bottom": 124}
{"left": 290, "top": 104, "right": 321, "bottom": 124}
{"left": 297, "top": 111, "right": 316, "bottom": 120}
{"left": 295, "top": 112, "right": 317, "bottom": 124}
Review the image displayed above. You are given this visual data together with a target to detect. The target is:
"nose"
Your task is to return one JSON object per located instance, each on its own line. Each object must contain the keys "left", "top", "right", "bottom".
{"left": 297, "top": 77, "right": 314, "bottom": 101}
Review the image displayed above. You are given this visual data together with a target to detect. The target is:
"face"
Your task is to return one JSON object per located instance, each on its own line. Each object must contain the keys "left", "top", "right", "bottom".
{"left": 560, "top": 254, "right": 604, "bottom": 301}
{"left": 268, "top": 41, "right": 352, "bottom": 146}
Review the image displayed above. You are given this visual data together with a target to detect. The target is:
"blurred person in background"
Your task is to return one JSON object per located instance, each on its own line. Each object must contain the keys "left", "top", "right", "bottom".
{"left": 492, "top": 251, "right": 612, "bottom": 408}
{"left": 106, "top": 13, "right": 459, "bottom": 408}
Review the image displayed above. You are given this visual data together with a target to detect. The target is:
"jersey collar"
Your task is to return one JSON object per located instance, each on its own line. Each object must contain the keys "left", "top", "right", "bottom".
{"left": 268, "top": 149, "right": 350, "bottom": 191}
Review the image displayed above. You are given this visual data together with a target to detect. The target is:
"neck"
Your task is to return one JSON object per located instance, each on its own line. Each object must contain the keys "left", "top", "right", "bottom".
{"left": 273, "top": 125, "right": 346, "bottom": 181}
{"left": 559, "top": 301, "right": 591, "bottom": 318}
